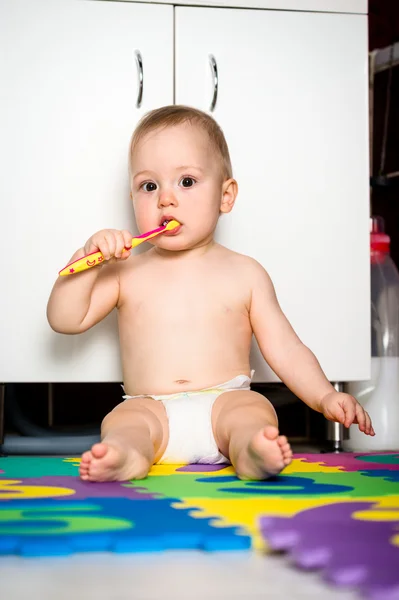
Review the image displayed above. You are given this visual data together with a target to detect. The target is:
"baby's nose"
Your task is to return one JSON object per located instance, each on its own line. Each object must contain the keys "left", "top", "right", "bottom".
{"left": 158, "top": 190, "right": 177, "bottom": 207}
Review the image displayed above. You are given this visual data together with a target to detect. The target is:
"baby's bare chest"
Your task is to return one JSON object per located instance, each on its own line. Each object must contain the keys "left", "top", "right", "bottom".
{"left": 120, "top": 267, "right": 250, "bottom": 329}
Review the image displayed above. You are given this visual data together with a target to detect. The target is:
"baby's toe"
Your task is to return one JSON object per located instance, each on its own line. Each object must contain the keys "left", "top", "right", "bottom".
{"left": 283, "top": 447, "right": 292, "bottom": 463}
{"left": 79, "top": 464, "right": 90, "bottom": 479}
{"left": 80, "top": 451, "right": 92, "bottom": 464}
{"left": 277, "top": 435, "right": 288, "bottom": 447}
{"left": 262, "top": 425, "right": 279, "bottom": 441}
{"left": 91, "top": 442, "right": 109, "bottom": 460}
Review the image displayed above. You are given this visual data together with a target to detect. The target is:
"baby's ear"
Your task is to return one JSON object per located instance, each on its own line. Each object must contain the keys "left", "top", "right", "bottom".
{"left": 220, "top": 178, "right": 238, "bottom": 214}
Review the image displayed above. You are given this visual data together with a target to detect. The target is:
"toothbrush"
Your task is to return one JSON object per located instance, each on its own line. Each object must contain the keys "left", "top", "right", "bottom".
{"left": 59, "top": 219, "right": 180, "bottom": 276}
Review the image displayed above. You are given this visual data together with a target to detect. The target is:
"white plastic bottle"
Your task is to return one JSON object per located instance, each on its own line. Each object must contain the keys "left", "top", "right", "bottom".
{"left": 344, "top": 216, "right": 399, "bottom": 451}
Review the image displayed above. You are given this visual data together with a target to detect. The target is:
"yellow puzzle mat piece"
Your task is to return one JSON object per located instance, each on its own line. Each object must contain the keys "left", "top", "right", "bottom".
{"left": 64, "top": 457, "right": 344, "bottom": 476}
{"left": 174, "top": 496, "right": 399, "bottom": 550}
{"left": 146, "top": 458, "right": 344, "bottom": 477}
{"left": 0, "top": 479, "right": 75, "bottom": 500}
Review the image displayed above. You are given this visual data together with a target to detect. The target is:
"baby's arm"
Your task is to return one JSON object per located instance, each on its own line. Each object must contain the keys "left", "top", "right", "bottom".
{"left": 47, "top": 229, "right": 132, "bottom": 334}
{"left": 248, "top": 260, "right": 374, "bottom": 435}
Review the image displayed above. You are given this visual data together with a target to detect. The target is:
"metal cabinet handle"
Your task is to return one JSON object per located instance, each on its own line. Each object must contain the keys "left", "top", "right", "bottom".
{"left": 209, "top": 54, "right": 218, "bottom": 112}
{"left": 135, "top": 50, "right": 143, "bottom": 108}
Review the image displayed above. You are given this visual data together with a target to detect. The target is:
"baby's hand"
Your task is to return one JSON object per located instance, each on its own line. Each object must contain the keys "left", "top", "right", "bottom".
{"left": 84, "top": 229, "right": 133, "bottom": 263}
{"left": 319, "top": 391, "right": 375, "bottom": 436}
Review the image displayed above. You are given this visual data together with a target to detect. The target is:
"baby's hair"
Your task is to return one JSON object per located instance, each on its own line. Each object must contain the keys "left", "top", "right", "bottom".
{"left": 129, "top": 105, "right": 233, "bottom": 181}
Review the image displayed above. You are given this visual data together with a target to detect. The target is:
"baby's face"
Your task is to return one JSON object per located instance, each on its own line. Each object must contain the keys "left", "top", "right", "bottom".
{"left": 130, "top": 123, "right": 227, "bottom": 252}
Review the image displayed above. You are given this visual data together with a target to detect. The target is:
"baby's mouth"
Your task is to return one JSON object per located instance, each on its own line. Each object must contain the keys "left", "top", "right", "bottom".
{"left": 159, "top": 217, "right": 182, "bottom": 236}
{"left": 160, "top": 216, "right": 181, "bottom": 227}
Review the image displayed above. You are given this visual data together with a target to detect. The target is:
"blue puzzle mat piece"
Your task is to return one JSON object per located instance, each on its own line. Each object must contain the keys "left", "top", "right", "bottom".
{"left": 357, "top": 469, "right": 399, "bottom": 483}
{"left": 0, "top": 497, "right": 251, "bottom": 556}
{"left": 195, "top": 475, "right": 353, "bottom": 495}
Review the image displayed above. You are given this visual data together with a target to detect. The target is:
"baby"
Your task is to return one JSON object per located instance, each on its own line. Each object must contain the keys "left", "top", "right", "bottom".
{"left": 47, "top": 105, "right": 374, "bottom": 482}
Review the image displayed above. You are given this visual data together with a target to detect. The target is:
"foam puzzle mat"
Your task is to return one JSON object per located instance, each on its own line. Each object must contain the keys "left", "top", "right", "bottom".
{"left": 1, "top": 452, "right": 398, "bottom": 599}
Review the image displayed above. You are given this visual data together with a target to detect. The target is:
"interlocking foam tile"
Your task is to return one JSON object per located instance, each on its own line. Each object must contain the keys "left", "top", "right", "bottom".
{"left": 125, "top": 469, "right": 398, "bottom": 500}
{"left": 0, "top": 497, "right": 250, "bottom": 556}
{"left": 1, "top": 452, "right": 399, "bottom": 579}
{"left": 296, "top": 452, "right": 399, "bottom": 472}
{"left": 177, "top": 464, "right": 228, "bottom": 472}
{"left": 0, "top": 457, "right": 81, "bottom": 477}
{"left": 357, "top": 470, "right": 399, "bottom": 484}
{"left": 0, "top": 458, "right": 250, "bottom": 556}
{"left": 0, "top": 477, "right": 157, "bottom": 500}
{"left": 260, "top": 500, "right": 399, "bottom": 600}
{"left": 124, "top": 453, "right": 399, "bottom": 567}
{"left": 172, "top": 497, "right": 344, "bottom": 550}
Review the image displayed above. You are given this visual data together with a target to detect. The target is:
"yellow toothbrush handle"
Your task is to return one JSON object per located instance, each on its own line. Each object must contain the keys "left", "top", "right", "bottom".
{"left": 59, "top": 250, "right": 106, "bottom": 276}
{"left": 59, "top": 229, "right": 164, "bottom": 276}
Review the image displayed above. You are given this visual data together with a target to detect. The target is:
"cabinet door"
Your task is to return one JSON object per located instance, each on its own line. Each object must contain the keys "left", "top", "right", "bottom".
{"left": 0, "top": 0, "right": 173, "bottom": 382}
{"left": 175, "top": 7, "right": 369, "bottom": 383}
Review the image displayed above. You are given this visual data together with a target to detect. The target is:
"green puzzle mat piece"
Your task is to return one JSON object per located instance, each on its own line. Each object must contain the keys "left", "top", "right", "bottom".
{"left": 356, "top": 454, "right": 399, "bottom": 465}
{"left": 0, "top": 456, "right": 78, "bottom": 478}
{"left": 124, "top": 469, "right": 398, "bottom": 500}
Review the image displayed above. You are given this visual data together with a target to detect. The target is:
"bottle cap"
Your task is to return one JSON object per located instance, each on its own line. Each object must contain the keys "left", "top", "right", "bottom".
{"left": 370, "top": 216, "right": 390, "bottom": 254}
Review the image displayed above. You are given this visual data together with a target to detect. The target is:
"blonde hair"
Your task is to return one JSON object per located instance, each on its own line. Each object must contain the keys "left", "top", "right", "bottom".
{"left": 129, "top": 105, "right": 233, "bottom": 181}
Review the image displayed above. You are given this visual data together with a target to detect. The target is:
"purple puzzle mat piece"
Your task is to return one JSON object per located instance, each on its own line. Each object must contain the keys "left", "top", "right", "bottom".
{"left": 327, "top": 552, "right": 399, "bottom": 600}
{"left": 3, "top": 477, "right": 157, "bottom": 500}
{"left": 363, "top": 576, "right": 399, "bottom": 600}
{"left": 295, "top": 453, "right": 399, "bottom": 472}
{"left": 324, "top": 544, "right": 399, "bottom": 589}
{"left": 260, "top": 501, "right": 373, "bottom": 549}
{"left": 290, "top": 523, "right": 397, "bottom": 568}
{"left": 292, "top": 538, "right": 399, "bottom": 598}
{"left": 177, "top": 465, "right": 229, "bottom": 473}
{"left": 260, "top": 502, "right": 399, "bottom": 599}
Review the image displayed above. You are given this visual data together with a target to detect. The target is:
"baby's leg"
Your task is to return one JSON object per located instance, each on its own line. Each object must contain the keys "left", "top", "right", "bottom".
{"left": 213, "top": 390, "right": 292, "bottom": 480}
{"left": 79, "top": 397, "right": 168, "bottom": 482}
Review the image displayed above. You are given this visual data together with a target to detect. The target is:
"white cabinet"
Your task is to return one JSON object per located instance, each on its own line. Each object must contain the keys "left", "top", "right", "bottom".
{"left": 175, "top": 7, "right": 369, "bottom": 382}
{"left": 123, "top": 0, "right": 367, "bottom": 13}
{"left": 0, "top": 0, "right": 174, "bottom": 381}
{"left": 0, "top": 0, "right": 369, "bottom": 383}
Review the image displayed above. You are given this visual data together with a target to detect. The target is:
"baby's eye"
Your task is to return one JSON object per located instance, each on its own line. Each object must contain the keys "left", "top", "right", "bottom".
{"left": 179, "top": 177, "right": 196, "bottom": 188}
{"left": 141, "top": 181, "right": 157, "bottom": 192}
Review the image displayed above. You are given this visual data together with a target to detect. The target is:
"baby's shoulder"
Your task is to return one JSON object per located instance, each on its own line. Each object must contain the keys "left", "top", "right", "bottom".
{"left": 216, "top": 247, "right": 274, "bottom": 296}
{"left": 217, "top": 245, "right": 267, "bottom": 276}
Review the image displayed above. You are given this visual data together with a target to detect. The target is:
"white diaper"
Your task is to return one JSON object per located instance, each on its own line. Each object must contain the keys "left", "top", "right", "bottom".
{"left": 122, "top": 372, "right": 254, "bottom": 465}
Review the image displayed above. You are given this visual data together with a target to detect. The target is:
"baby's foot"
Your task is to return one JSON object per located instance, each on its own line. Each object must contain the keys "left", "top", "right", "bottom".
{"left": 79, "top": 441, "right": 150, "bottom": 482}
{"left": 235, "top": 425, "right": 292, "bottom": 480}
